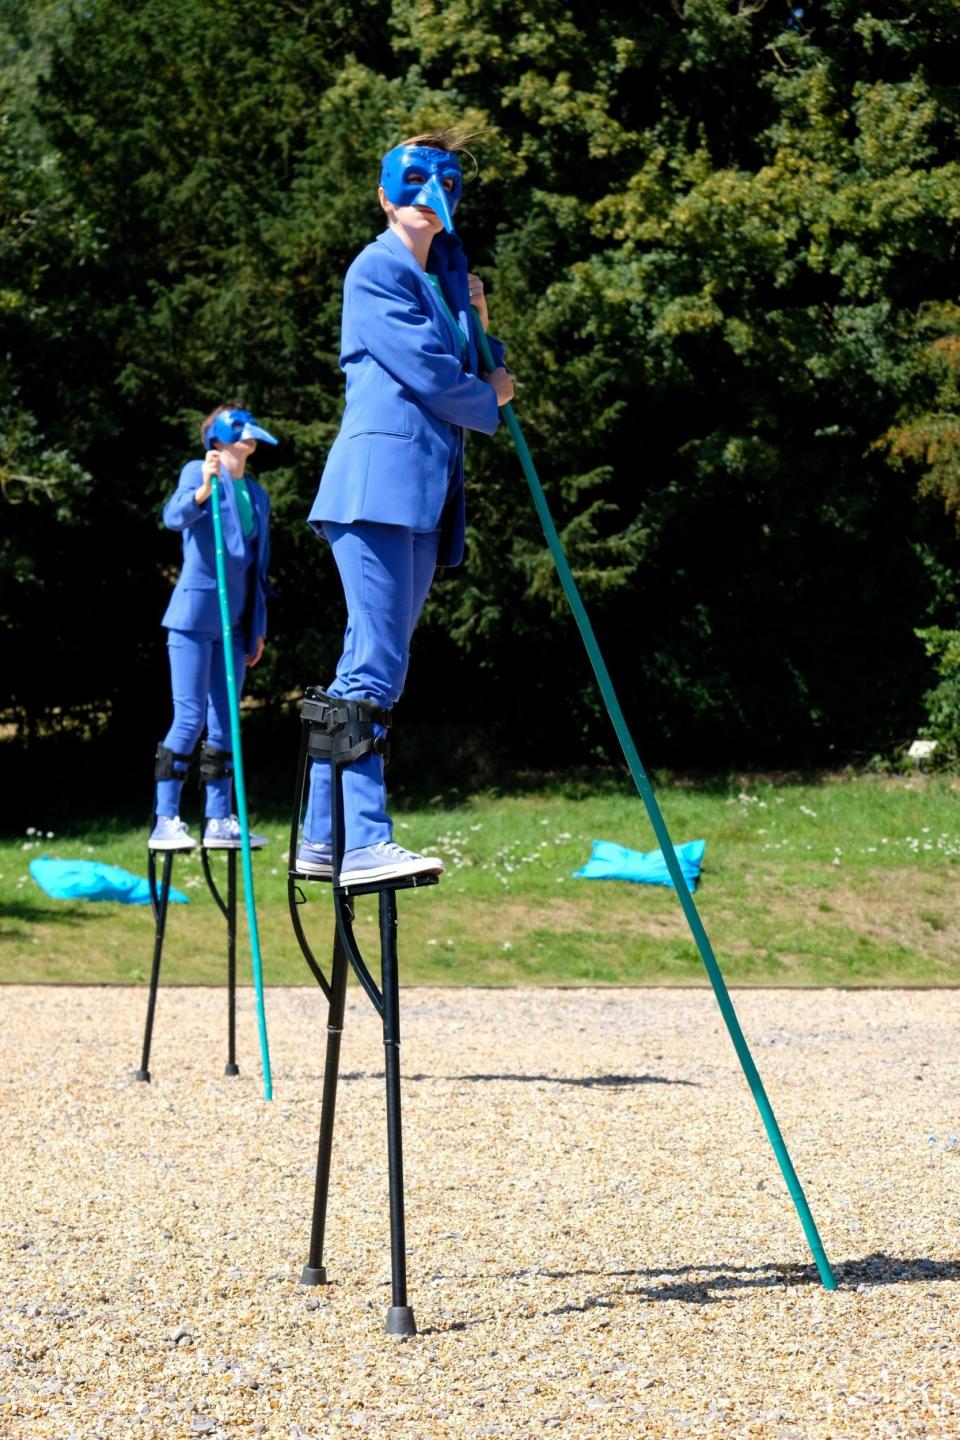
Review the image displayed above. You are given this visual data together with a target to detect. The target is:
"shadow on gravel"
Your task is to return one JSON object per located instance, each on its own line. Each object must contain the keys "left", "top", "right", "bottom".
{"left": 413, "top": 1254, "right": 960, "bottom": 1333}
{"left": 339, "top": 1071, "right": 697, "bottom": 1088}
{"left": 536, "top": 1253, "right": 960, "bottom": 1310}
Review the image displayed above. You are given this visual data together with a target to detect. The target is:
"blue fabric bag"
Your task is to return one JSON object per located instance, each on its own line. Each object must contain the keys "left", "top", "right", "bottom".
{"left": 29, "top": 858, "right": 189, "bottom": 906}
{"left": 573, "top": 838, "right": 706, "bottom": 892}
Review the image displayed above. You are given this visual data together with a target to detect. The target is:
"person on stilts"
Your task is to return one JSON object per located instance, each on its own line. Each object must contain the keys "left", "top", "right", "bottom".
{"left": 151, "top": 404, "right": 276, "bottom": 850}
{"left": 297, "top": 130, "right": 513, "bottom": 885}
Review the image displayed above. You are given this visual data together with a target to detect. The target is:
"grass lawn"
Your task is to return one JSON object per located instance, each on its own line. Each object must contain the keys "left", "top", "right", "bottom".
{"left": 2, "top": 772, "right": 960, "bottom": 986}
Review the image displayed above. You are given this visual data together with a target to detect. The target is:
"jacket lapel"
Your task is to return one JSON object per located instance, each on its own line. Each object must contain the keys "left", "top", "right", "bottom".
{"left": 377, "top": 228, "right": 475, "bottom": 368}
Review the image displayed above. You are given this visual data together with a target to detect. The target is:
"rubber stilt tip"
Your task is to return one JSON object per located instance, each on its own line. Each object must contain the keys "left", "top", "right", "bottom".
{"left": 385, "top": 1305, "right": 416, "bottom": 1337}
{"left": 134, "top": 1070, "right": 151, "bottom": 1083}
{"left": 224, "top": 1063, "right": 240, "bottom": 1077}
{"left": 299, "top": 1265, "right": 327, "bottom": 1287}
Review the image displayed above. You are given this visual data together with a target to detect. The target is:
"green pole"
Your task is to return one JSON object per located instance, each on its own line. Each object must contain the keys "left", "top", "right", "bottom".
{"left": 473, "top": 315, "right": 835, "bottom": 1288}
{"left": 209, "top": 460, "right": 273, "bottom": 1102}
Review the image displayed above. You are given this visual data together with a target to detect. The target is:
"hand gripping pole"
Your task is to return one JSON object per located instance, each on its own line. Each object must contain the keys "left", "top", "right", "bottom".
{"left": 209, "top": 461, "right": 272, "bottom": 1101}
{"left": 472, "top": 312, "right": 836, "bottom": 1289}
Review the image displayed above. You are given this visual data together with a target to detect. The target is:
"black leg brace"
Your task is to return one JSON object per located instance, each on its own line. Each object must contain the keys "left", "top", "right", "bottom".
{"left": 199, "top": 743, "right": 234, "bottom": 784}
{"left": 155, "top": 743, "right": 194, "bottom": 781}
{"left": 303, "top": 687, "right": 392, "bottom": 767}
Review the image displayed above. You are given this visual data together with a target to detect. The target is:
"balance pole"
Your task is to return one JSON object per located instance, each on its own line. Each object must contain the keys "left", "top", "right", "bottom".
{"left": 209, "top": 458, "right": 273, "bottom": 1101}
{"left": 472, "top": 314, "right": 835, "bottom": 1289}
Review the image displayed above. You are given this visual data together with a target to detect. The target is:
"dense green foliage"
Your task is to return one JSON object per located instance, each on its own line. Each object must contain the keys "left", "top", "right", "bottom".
{"left": 3, "top": 0, "right": 960, "bottom": 810}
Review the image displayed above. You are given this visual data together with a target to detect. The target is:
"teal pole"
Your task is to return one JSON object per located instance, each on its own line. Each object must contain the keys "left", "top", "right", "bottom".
{"left": 209, "top": 460, "right": 273, "bottom": 1102}
{"left": 473, "top": 315, "right": 835, "bottom": 1288}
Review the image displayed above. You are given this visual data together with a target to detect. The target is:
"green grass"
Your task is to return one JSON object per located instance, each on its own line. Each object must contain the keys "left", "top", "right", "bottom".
{"left": 3, "top": 772, "right": 960, "bottom": 986}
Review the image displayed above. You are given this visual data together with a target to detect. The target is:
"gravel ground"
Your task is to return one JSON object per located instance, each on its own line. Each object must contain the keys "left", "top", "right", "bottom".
{"left": 1, "top": 983, "right": 958, "bottom": 1439}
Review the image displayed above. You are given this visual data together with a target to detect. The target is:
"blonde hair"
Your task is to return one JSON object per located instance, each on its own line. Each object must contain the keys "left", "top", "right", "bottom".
{"left": 393, "top": 128, "right": 477, "bottom": 153}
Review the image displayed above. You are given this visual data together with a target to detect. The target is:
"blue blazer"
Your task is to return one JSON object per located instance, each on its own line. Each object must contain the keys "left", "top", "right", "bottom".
{"left": 308, "top": 226, "right": 506, "bottom": 567}
{"left": 160, "top": 460, "right": 271, "bottom": 652}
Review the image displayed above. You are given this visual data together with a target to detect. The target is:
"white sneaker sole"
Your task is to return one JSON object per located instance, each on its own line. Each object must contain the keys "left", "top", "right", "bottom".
{"left": 148, "top": 837, "right": 197, "bottom": 851}
{"left": 203, "top": 836, "right": 268, "bottom": 850}
{"left": 295, "top": 856, "right": 333, "bottom": 877}
{"left": 338, "top": 857, "right": 444, "bottom": 887}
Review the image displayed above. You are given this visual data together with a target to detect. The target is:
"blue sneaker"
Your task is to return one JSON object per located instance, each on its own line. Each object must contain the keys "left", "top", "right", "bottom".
{"left": 148, "top": 815, "right": 197, "bottom": 851}
{"left": 339, "top": 841, "right": 444, "bottom": 888}
{"left": 203, "top": 815, "right": 268, "bottom": 849}
{"left": 295, "top": 840, "right": 334, "bottom": 877}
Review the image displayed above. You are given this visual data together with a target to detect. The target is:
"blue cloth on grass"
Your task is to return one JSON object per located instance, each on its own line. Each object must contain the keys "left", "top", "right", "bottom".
{"left": 573, "top": 839, "right": 706, "bottom": 892}
{"left": 29, "top": 858, "right": 189, "bottom": 906}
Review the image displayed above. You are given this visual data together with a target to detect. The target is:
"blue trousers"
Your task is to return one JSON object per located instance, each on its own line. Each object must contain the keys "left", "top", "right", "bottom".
{"left": 156, "top": 627, "right": 247, "bottom": 819}
{"left": 304, "top": 521, "right": 440, "bottom": 849}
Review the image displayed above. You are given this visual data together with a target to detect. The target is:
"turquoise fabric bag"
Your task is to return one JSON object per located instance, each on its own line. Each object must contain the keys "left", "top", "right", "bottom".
{"left": 573, "top": 838, "right": 706, "bottom": 892}
{"left": 29, "top": 858, "right": 189, "bottom": 906}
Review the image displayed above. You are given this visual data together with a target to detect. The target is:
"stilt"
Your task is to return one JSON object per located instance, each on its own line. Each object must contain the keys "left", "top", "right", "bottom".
{"left": 300, "top": 928, "right": 349, "bottom": 1286}
{"left": 201, "top": 846, "right": 241, "bottom": 1077}
{"left": 135, "top": 848, "right": 182, "bottom": 1082}
{"left": 380, "top": 888, "right": 416, "bottom": 1337}
{"left": 136, "top": 841, "right": 252, "bottom": 1082}
{"left": 288, "top": 689, "right": 434, "bottom": 1333}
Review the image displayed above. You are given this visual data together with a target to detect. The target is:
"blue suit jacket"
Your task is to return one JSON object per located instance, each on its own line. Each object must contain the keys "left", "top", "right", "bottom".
{"left": 160, "top": 460, "right": 271, "bottom": 652}
{"left": 308, "top": 227, "right": 506, "bottom": 567}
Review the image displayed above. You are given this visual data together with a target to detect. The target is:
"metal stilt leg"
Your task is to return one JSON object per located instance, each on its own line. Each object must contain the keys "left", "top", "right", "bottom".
{"left": 224, "top": 849, "right": 239, "bottom": 1076}
{"left": 201, "top": 845, "right": 241, "bottom": 1077}
{"left": 380, "top": 889, "right": 415, "bottom": 1336}
{"left": 135, "top": 849, "right": 177, "bottom": 1082}
{"left": 300, "top": 928, "right": 349, "bottom": 1286}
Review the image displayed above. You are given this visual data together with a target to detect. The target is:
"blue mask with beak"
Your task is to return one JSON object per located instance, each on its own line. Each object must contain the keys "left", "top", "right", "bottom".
{"left": 204, "top": 408, "right": 278, "bottom": 448}
{"left": 379, "top": 144, "right": 462, "bottom": 234}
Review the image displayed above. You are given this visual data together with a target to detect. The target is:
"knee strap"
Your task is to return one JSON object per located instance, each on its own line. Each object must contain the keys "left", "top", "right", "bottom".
{"left": 155, "top": 744, "right": 195, "bottom": 782}
{"left": 302, "top": 686, "right": 392, "bottom": 767}
{"left": 199, "top": 742, "right": 233, "bottom": 783}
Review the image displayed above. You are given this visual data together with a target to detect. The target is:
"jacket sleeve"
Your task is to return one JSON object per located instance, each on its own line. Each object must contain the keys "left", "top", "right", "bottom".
{"left": 350, "top": 257, "right": 500, "bottom": 436}
{"left": 162, "top": 461, "right": 208, "bottom": 532}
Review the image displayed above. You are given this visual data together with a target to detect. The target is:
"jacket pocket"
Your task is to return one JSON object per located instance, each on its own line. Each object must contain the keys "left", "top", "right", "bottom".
{"left": 343, "top": 427, "right": 413, "bottom": 440}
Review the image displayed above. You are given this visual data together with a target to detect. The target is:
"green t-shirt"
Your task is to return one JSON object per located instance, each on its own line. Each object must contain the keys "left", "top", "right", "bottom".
{"left": 232, "top": 476, "right": 255, "bottom": 538}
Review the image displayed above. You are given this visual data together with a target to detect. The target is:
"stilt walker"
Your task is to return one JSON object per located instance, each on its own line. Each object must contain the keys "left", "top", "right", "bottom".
{"left": 288, "top": 129, "right": 512, "bottom": 1333}
{"left": 140, "top": 405, "right": 276, "bottom": 1098}
{"left": 288, "top": 128, "right": 833, "bottom": 1339}
{"left": 208, "top": 450, "right": 273, "bottom": 1101}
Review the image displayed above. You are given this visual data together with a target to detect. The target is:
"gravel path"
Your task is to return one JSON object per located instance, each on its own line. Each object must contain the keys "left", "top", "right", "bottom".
{"left": 1, "top": 984, "right": 958, "bottom": 1438}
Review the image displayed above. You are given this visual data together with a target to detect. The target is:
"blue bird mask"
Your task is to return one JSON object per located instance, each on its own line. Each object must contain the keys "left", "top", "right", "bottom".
{"left": 379, "top": 144, "right": 462, "bottom": 234}
{"left": 204, "top": 408, "right": 278, "bottom": 448}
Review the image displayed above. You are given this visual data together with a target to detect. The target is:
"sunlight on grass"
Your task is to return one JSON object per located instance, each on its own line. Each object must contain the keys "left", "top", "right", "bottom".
{"left": 3, "top": 773, "right": 960, "bottom": 985}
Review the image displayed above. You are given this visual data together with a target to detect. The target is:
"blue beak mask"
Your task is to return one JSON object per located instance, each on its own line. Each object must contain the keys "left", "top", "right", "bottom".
{"left": 379, "top": 145, "right": 463, "bottom": 234}
{"left": 204, "top": 408, "right": 278, "bottom": 448}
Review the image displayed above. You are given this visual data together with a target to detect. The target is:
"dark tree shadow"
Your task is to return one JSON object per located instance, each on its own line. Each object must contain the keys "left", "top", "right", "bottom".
{"left": 0, "top": 900, "right": 113, "bottom": 930}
